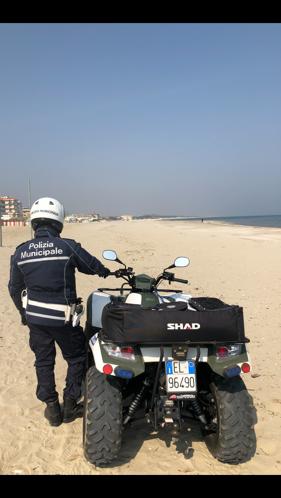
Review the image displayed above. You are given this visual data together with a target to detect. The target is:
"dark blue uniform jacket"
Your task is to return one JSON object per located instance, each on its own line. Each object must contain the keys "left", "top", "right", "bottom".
{"left": 8, "top": 226, "right": 109, "bottom": 327}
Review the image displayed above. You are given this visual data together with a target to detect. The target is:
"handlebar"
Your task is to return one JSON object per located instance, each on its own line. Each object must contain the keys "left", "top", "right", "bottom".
{"left": 107, "top": 269, "right": 188, "bottom": 285}
{"left": 173, "top": 277, "right": 188, "bottom": 284}
{"left": 108, "top": 269, "right": 133, "bottom": 278}
{"left": 160, "top": 271, "right": 188, "bottom": 285}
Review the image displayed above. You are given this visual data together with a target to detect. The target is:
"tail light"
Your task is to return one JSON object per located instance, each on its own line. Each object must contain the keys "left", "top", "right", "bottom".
{"left": 241, "top": 362, "right": 251, "bottom": 373}
{"left": 223, "top": 365, "right": 241, "bottom": 378}
{"left": 103, "top": 364, "right": 113, "bottom": 375}
{"left": 216, "top": 344, "right": 242, "bottom": 360}
{"left": 216, "top": 346, "right": 229, "bottom": 358}
{"left": 103, "top": 343, "right": 136, "bottom": 361}
{"left": 114, "top": 367, "right": 134, "bottom": 379}
{"left": 120, "top": 346, "right": 134, "bottom": 355}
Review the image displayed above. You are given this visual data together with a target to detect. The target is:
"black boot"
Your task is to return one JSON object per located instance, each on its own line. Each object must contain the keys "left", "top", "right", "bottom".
{"left": 44, "top": 400, "right": 63, "bottom": 427}
{"left": 63, "top": 397, "right": 84, "bottom": 423}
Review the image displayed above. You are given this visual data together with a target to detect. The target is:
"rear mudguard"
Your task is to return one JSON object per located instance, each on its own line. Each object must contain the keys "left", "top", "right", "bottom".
{"left": 89, "top": 337, "right": 251, "bottom": 378}
{"left": 89, "top": 336, "right": 145, "bottom": 377}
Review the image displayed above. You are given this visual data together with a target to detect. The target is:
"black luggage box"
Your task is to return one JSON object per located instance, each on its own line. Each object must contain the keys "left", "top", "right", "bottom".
{"left": 101, "top": 298, "right": 248, "bottom": 345}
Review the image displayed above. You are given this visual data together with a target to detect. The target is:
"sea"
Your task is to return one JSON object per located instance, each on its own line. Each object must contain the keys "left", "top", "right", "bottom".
{"left": 161, "top": 215, "right": 281, "bottom": 229}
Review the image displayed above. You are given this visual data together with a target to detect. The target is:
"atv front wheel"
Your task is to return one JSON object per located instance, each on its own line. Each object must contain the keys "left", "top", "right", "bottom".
{"left": 204, "top": 375, "right": 257, "bottom": 464}
{"left": 83, "top": 366, "right": 123, "bottom": 466}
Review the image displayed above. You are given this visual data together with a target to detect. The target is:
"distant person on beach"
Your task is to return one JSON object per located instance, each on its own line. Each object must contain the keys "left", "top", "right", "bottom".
{"left": 8, "top": 197, "right": 111, "bottom": 427}
{"left": 201, "top": 218, "right": 204, "bottom": 223}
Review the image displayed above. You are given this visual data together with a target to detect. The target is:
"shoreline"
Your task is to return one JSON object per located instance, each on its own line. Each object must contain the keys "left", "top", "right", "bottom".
{"left": 158, "top": 217, "right": 281, "bottom": 230}
{"left": 157, "top": 218, "right": 281, "bottom": 234}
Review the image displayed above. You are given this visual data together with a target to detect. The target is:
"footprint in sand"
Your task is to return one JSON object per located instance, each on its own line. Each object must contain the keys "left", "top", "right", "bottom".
{"left": 259, "top": 439, "right": 280, "bottom": 456}
{"left": 60, "top": 440, "right": 83, "bottom": 463}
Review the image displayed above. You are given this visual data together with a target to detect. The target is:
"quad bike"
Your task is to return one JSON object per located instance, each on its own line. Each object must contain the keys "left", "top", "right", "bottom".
{"left": 83, "top": 250, "right": 257, "bottom": 466}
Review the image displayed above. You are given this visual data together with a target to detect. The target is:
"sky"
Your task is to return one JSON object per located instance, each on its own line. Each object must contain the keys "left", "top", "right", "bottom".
{"left": 0, "top": 23, "right": 281, "bottom": 217}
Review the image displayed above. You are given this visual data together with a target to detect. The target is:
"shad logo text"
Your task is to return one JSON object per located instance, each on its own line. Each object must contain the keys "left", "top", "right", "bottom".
{"left": 167, "top": 323, "right": 201, "bottom": 331}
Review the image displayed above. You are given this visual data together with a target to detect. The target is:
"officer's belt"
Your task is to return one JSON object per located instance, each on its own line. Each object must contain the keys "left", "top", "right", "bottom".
{"left": 21, "top": 290, "right": 77, "bottom": 324}
{"left": 27, "top": 299, "right": 73, "bottom": 313}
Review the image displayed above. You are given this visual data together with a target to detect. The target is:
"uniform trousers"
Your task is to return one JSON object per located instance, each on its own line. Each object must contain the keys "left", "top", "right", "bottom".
{"left": 28, "top": 323, "right": 87, "bottom": 404}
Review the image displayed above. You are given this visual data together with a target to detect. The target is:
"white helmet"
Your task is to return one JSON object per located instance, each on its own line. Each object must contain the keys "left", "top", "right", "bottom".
{"left": 30, "top": 197, "right": 65, "bottom": 232}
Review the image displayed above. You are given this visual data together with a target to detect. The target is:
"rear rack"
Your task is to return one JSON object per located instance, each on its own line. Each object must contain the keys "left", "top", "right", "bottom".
{"left": 97, "top": 288, "right": 183, "bottom": 293}
{"left": 98, "top": 338, "right": 250, "bottom": 346}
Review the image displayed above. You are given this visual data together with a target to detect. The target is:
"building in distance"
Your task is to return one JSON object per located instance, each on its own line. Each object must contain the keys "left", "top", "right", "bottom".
{"left": 65, "top": 212, "right": 102, "bottom": 223}
{"left": 0, "top": 195, "right": 23, "bottom": 220}
{"left": 120, "top": 214, "right": 133, "bottom": 221}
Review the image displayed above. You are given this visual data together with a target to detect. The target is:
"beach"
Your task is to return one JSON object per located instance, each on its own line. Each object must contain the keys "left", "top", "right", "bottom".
{"left": 0, "top": 219, "right": 281, "bottom": 475}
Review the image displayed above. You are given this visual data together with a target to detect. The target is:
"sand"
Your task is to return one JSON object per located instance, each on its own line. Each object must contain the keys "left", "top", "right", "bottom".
{"left": 0, "top": 219, "right": 281, "bottom": 475}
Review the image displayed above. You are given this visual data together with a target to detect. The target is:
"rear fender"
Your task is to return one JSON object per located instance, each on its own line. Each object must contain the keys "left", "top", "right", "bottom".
{"left": 89, "top": 338, "right": 251, "bottom": 378}
{"left": 89, "top": 336, "right": 145, "bottom": 377}
{"left": 207, "top": 343, "right": 252, "bottom": 377}
{"left": 140, "top": 345, "right": 251, "bottom": 379}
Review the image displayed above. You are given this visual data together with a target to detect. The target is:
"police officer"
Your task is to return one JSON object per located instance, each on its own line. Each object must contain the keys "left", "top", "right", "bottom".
{"left": 8, "top": 197, "right": 111, "bottom": 427}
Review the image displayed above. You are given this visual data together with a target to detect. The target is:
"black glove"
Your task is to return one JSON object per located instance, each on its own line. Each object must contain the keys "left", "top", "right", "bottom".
{"left": 102, "top": 267, "right": 111, "bottom": 278}
{"left": 114, "top": 269, "right": 124, "bottom": 278}
{"left": 21, "top": 314, "right": 27, "bottom": 326}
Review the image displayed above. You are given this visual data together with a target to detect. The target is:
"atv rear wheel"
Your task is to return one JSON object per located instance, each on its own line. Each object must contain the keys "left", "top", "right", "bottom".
{"left": 204, "top": 375, "right": 257, "bottom": 464}
{"left": 83, "top": 366, "right": 123, "bottom": 466}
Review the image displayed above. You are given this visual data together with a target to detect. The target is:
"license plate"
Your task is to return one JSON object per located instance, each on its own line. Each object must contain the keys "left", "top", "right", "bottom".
{"left": 165, "top": 360, "right": 197, "bottom": 393}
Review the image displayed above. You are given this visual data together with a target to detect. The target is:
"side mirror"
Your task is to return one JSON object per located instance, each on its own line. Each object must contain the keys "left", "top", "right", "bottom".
{"left": 103, "top": 250, "right": 118, "bottom": 261}
{"left": 166, "top": 256, "right": 190, "bottom": 270}
{"left": 174, "top": 256, "right": 190, "bottom": 268}
{"left": 102, "top": 250, "right": 126, "bottom": 267}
